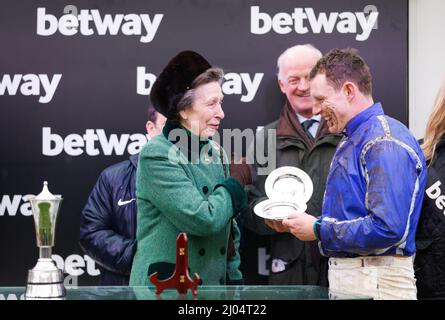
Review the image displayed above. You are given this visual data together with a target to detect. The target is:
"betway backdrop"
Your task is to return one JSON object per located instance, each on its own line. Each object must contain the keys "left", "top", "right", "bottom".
{"left": 0, "top": 0, "right": 407, "bottom": 288}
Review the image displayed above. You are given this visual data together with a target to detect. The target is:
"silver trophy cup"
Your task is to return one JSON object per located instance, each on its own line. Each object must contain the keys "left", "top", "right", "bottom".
{"left": 25, "top": 181, "right": 66, "bottom": 299}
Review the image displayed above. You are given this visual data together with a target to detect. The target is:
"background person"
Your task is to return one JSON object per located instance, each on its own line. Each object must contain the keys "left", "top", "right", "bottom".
{"left": 79, "top": 105, "right": 166, "bottom": 285}
{"left": 415, "top": 79, "right": 445, "bottom": 299}
{"left": 241, "top": 44, "right": 342, "bottom": 286}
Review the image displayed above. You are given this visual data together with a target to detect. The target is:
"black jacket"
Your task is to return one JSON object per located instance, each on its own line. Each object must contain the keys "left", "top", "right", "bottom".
{"left": 241, "top": 102, "right": 342, "bottom": 285}
{"left": 415, "top": 136, "right": 445, "bottom": 299}
{"left": 79, "top": 155, "right": 138, "bottom": 285}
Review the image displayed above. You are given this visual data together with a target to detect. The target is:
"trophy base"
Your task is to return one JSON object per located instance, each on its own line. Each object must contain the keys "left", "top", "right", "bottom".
{"left": 25, "top": 283, "right": 66, "bottom": 300}
{"left": 25, "top": 258, "right": 66, "bottom": 299}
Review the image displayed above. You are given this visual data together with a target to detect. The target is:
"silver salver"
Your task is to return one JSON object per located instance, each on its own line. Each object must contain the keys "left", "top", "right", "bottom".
{"left": 254, "top": 166, "right": 313, "bottom": 220}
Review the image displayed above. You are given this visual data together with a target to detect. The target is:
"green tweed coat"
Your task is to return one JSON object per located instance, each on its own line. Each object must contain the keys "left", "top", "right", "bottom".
{"left": 129, "top": 125, "right": 243, "bottom": 286}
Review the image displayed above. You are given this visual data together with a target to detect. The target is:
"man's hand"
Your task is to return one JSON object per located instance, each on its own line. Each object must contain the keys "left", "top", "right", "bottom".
{"left": 264, "top": 218, "right": 290, "bottom": 232}
{"left": 282, "top": 212, "right": 317, "bottom": 241}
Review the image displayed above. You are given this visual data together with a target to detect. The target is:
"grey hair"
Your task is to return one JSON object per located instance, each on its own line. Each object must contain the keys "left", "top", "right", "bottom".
{"left": 176, "top": 67, "right": 224, "bottom": 120}
{"left": 277, "top": 44, "right": 322, "bottom": 81}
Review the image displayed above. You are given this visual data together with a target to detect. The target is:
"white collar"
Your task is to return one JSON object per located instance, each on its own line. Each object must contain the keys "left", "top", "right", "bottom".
{"left": 296, "top": 113, "right": 321, "bottom": 124}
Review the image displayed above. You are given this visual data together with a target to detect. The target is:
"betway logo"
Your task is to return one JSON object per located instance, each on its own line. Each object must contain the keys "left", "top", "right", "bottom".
{"left": 42, "top": 127, "right": 149, "bottom": 156}
{"left": 0, "top": 293, "right": 25, "bottom": 300}
{"left": 251, "top": 6, "right": 379, "bottom": 41}
{"left": 0, "top": 195, "right": 34, "bottom": 216}
{"left": 0, "top": 74, "right": 61, "bottom": 103}
{"left": 137, "top": 67, "right": 263, "bottom": 103}
{"left": 36, "top": 7, "right": 163, "bottom": 43}
{"left": 0, "top": 254, "right": 100, "bottom": 300}
{"left": 258, "top": 247, "right": 270, "bottom": 276}
{"left": 1, "top": 194, "right": 62, "bottom": 216}
{"left": 52, "top": 254, "right": 100, "bottom": 277}
{"left": 426, "top": 180, "right": 445, "bottom": 215}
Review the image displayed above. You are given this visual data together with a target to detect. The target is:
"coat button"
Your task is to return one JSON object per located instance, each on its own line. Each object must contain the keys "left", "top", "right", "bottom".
{"left": 220, "top": 247, "right": 226, "bottom": 255}
{"left": 199, "top": 248, "right": 206, "bottom": 256}
{"left": 202, "top": 186, "right": 209, "bottom": 194}
{"left": 219, "top": 277, "right": 225, "bottom": 285}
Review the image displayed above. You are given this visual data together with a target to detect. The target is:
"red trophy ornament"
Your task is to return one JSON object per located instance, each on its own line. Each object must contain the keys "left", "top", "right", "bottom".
{"left": 150, "top": 233, "right": 200, "bottom": 296}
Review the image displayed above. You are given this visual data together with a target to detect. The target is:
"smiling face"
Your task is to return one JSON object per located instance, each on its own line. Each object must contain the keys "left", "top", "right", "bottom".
{"left": 180, "top": 81, "right": 224, "bottom": 138}
{"left": 278, "top": 48, "right": 321, "bottom": 118}
{"left": 310, "top": 73, "right": 353, "bottom": 133}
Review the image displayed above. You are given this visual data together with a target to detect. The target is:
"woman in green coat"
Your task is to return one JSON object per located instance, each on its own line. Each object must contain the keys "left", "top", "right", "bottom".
{"left": 129, "top": 51, "right": 247, "bottom": 286}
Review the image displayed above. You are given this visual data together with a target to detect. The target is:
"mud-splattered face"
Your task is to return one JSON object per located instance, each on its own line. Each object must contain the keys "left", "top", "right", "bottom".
{"left": 310, "top": 73, "right": 353, "bottom": 133}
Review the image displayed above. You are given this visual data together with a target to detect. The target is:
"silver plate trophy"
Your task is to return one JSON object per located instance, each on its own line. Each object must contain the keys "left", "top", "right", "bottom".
{"left": 25, "top": 181, "right": 66, "bottom": 299}
{"left": 254, "top": 166, "right": 313, "bottom": 220}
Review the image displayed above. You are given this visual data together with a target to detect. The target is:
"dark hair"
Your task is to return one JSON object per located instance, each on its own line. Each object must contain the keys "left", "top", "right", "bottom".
{"left": 173, "top": 67, "right": 224, "bottom": 122}
{"left": 147, "top": 104, "right": 158, "bottom": 123}
{"left": 309, "top": 48, "right": 372, "bottom": 96}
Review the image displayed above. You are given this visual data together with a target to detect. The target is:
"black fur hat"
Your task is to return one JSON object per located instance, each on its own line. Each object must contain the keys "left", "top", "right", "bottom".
{"left": 150, "top": 50, "right": 211, "bottom": 120}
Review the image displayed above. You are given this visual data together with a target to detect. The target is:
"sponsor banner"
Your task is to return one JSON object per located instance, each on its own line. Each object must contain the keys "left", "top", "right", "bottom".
{"left": 0, "top": 0, "right": 407, "bottom": 286}
{"left": 426, "top": 180, "right": 445, "bottom": 214}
